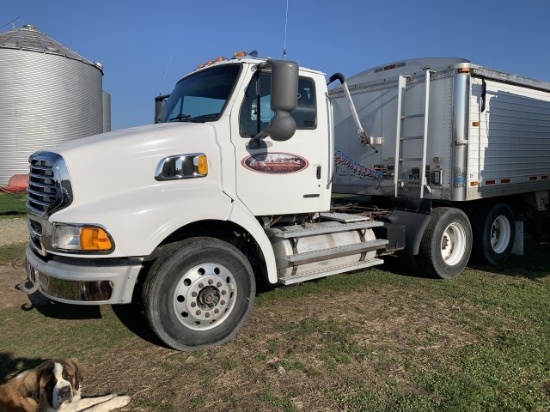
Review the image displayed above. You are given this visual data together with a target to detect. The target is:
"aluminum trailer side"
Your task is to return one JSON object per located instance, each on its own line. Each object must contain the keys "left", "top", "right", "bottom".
{"left": 330, "top": 57, "right": 550, "bottom": 205}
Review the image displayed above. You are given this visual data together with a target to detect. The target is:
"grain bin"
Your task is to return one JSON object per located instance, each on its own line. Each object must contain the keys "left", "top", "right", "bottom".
{"left": 0, "top": 24, "right": 111, "bottom": 185}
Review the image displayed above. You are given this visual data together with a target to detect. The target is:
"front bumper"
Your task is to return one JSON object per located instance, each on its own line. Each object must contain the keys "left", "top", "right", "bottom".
{"left": 26, "top": 246, "right": 143, "bottom": 305}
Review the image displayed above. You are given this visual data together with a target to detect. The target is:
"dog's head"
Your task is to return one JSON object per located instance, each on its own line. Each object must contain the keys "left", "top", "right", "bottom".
{"left": 35, "top": 359, "right": 83, "bottom": 410}
{"left": 0, "top": 359, "right": 84, "bottom": 412}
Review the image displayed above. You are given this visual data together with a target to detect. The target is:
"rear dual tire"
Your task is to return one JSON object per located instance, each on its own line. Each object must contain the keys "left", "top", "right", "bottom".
{"left": 471, "top": 203, "right": 515, "bottom": 266}
{"left": 404, "top": 203, "right": 515, "bottom": 278}
{"left": 416, "top": 207, "right": 473, "bottom": 279}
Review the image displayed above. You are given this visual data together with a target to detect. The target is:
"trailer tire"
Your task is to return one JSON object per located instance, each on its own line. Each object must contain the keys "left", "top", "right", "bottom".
{"left": 142, "top": 237, "right": 255, "bottom": 351}
{"left": 472, "top": 203, "right": 515, "bottom": 266}
{"left": 417, "top": 207, "right": 472, "bottom": 279}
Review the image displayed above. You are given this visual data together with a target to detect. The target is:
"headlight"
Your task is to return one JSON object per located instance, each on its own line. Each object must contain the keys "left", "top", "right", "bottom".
{"left": 154, "top": 153, "right": 208, "bottom": 181}
{"left": 53, "top": 224, "right": 114, "bottom": 253}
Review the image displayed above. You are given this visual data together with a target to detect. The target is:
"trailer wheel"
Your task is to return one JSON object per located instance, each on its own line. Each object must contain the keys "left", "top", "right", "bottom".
{"left": 472, "top": 203, "right": 515, "bottom": 266}
{"left": 417, "top": 207, "right": 472, "bottom": 279}
{"left": 142, "top": 237, "right": 255, "bottom": 351}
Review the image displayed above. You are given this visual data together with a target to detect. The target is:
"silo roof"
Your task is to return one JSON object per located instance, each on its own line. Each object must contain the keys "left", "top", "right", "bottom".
{"left": 0, "top": 24, "right": 103, "bottom": 73}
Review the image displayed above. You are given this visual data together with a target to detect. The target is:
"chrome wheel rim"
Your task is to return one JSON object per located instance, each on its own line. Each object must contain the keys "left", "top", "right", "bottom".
{"left": 173, "top": 263, "right": 236, "bottom": 331}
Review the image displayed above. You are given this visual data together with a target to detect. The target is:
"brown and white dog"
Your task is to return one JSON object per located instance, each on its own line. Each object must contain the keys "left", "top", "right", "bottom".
{"left": 0, "top": 359, "right": 131, "bottom": 412}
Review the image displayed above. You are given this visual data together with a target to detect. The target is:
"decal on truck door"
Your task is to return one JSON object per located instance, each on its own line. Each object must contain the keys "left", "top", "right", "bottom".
{"left": 241, "top": 152, "right": 309, "bottom": 174}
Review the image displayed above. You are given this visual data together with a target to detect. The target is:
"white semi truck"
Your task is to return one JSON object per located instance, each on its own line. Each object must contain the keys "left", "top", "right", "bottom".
{"left": 25, "top": 53, "right": 550, "bottom": 351}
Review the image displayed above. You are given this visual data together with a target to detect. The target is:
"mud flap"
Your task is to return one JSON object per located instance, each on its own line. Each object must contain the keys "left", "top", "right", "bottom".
{"left": 382, "top": 198, "right": 432, "bottom": 255}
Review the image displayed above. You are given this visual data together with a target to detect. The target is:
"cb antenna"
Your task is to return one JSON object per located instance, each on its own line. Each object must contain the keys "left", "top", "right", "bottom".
{"left": 159, "top": 55, "right": 173, "bottom": 96}
{"left": 283, "top": 0, "right": 289, "bottom": 59}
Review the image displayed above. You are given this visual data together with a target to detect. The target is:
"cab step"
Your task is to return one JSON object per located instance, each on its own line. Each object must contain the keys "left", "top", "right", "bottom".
{"left": 270, "top": 218, "right": 383, "bottom": 239}
{"left": 278, "top": 258, "right": 384, "bottom": 285}
{"left": 285, "top": 239, "right": 388, "bottom": 265}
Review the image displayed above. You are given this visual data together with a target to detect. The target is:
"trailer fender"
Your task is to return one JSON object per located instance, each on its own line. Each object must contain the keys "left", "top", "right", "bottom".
{"left": 227, "top": 200, "right": 278, "bottom": 283}
{"left": 383, "top": 209, "right": 431, "bottom": 255}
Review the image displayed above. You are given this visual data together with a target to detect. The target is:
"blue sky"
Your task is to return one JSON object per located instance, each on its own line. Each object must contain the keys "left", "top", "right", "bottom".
{"left": 3, "top": 0, "right": 550, "bottom": 131}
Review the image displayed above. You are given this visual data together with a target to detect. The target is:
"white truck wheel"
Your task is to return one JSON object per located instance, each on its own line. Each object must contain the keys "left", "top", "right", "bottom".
{"left": 472, "top": 203, "right": 515, "bottom": 266}
{"left": 417, "top": 207, "right": 473, "bottom": 279}
{"left": 142, "top": 237, "right": 255, "bottom": 351}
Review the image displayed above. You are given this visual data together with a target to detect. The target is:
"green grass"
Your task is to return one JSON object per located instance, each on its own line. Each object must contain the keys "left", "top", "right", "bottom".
{"left": 0, "top": 192, "right": 26, "bottom": 217}
{"left": 1, "top": 210, "right": 549, "bottom": 411}
{"left": 0, "top": 243, "right": 27, "bottom": 265}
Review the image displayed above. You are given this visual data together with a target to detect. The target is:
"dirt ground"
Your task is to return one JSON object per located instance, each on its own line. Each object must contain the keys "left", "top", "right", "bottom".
{"left": 0, "top": 256, "right": 483, "bottom": 411}
{"left": 0, "top": 260, "right": 48, "bottom": 309}
{"left": 0, "top": 217, "right": 28, "bottom": 247}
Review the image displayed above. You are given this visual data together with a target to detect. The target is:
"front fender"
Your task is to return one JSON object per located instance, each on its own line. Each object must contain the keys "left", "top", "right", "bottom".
{"left": 50, "top": 184, "right": 279, "bottom": 284}
{"left": 227, "top": 201, "right": 278, "bottom": 284}
{"left": 51, "top": 184, "right": 232, "bottom": 257}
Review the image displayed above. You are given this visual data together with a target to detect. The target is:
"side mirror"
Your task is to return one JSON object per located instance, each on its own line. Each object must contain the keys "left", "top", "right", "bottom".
{"left": 252, "top": 59, "right": 298, "bottom": 144}
{"left": 154, "top": 94, "right": 170, "bottom": 123}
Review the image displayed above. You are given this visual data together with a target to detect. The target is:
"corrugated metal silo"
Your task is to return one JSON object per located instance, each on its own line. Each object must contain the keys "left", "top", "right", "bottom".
{"left": 0, "top": 24, "right": 110, "bottom": 185}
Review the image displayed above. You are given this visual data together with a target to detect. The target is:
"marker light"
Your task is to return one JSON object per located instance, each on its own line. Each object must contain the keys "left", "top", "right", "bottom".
{"left": 195, "top": 154, "right": 208, "bottom": 175}
{"left": 195, "top": 51, "right": 245, "bottom": 71}
{"left": 53, "top": 224, "right": 113, "bottom": 252}
{"left": 80, "top": 227, "right": 113, "bottom": 251}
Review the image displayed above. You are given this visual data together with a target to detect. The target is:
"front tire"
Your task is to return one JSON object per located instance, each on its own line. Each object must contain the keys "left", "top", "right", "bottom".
{"left": 143, "top": 237, "right": 256, "bottom": 351}
{"left": 417, "top": 207, "right": 473, "bottom": 279}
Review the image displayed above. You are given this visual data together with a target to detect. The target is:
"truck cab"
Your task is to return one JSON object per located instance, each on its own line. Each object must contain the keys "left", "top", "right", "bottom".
{"left": 155, "top": 56, "right": 333, "bottom": 215}
{"left": 26, "top": 53, "right": 391, "bottom": 351}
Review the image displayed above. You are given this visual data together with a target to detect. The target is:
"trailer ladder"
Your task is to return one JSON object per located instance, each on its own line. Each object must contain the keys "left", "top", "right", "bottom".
{"left": 394, "top": 70, "right": 432, "bottom": 198}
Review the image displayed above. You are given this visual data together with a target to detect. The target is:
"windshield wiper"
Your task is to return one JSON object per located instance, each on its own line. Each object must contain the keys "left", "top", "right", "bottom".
{"left": 169, "top": 113, "right": 191, "bottom": 122}
{"left": 168, "top": 113, "right": 220, "bottom": 123}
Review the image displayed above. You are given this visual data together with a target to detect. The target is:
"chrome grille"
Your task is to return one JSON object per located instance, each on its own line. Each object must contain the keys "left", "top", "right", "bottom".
{"left": 27, "top": 151, "right": 72, "bottom": 217}
{"left": 28, "top": 219, "right": 44, "bottom": 255}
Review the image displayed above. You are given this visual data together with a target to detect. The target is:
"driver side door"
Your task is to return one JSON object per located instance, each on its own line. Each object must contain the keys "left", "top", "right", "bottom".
{"left": 232, "top": 71, "right": 329, "bottom": 216}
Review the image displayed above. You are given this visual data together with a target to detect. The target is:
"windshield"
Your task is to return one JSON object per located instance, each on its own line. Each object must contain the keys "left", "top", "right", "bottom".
{"left": 157, "top": 64, "right": 241, "bottom": 123}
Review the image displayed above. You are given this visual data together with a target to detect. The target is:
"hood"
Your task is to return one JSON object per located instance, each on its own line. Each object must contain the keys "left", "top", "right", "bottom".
{"left": 45, "top": 122, "right": 218, "bottom": 206}
{"left": 49, "top": 122, "right": 199, "bottom": 153}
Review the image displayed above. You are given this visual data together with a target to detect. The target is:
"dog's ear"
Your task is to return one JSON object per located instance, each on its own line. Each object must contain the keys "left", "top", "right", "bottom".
{"left": 75, "top": 364, "right": 83, "bottom": 390}
{"left": 16, "top": 370, "right": 41, "bottom": 402}
{"left": 35, "top": 360, "right": 56, "bottom": 405}
{"left": 32, "top": 382, "right": 41, "bottom": 403}
{"left": 18, "top": 360, "right": 53, "bottom": 403}
{"left": 68, "top": 359, "right": 85, "bottom": 390}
